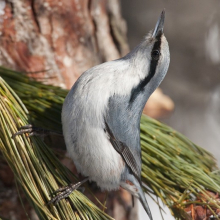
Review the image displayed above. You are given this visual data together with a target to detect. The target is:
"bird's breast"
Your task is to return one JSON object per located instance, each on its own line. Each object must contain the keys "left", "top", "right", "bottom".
{"left": 65, "top": 126, "right": 125, "bottom": 190}
{"left": 61, "top": 61, "right": 142, "bottom": 190}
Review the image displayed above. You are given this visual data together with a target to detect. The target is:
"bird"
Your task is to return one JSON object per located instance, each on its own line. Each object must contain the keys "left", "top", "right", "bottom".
{"left": 49, "top": 9, "right": 170, "bottom": 220}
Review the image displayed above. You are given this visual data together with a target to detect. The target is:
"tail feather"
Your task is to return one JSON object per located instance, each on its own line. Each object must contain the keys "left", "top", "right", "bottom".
{"left": 120, "top": 180, "right": 153, "bottom": 220}
{"left": 138, "top": 187, "right": 153, "bottom": 220}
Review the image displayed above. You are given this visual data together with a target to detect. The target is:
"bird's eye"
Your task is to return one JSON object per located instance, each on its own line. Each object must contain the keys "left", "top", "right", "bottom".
{"left": 151, "top": 50, "right": 160, "bottom": 60}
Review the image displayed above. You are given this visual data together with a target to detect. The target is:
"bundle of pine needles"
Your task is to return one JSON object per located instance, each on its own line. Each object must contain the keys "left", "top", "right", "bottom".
{"left": 0, "top": 76, "right": 112, "bottom": 220}
{"left": 1, "top": 66, "right": 220, "bottom": 219}
{"left": 140, "top": 116, "right": 220, "bottom": 218}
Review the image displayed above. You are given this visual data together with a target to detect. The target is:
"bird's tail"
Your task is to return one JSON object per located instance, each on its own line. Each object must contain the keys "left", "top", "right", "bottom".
{"left": 138, "top": 186, "right": 153, "bottom": 220}
{"left": 121, "top": 179, "right": 153, "bottom": 220}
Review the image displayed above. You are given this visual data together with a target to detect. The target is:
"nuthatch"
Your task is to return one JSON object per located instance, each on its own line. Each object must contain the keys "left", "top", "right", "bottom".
{"left": 50, "top": 10, "right": 170, "bottom": 220}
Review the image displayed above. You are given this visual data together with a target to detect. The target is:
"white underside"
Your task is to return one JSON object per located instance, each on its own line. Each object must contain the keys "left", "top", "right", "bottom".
{"left": 64, "top": 126, "right": 125, "bottom": 190}
{"left": 62, "top": 60, "right": 143, "bottom": 191}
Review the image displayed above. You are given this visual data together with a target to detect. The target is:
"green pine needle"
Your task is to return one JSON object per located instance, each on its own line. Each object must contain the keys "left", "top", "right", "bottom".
{"left": 0, "top": 76, "right": 113, "bottom": 220}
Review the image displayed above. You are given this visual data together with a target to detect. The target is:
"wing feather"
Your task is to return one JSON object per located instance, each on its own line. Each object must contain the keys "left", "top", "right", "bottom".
{"left": 105, "top": 121, "right": 142, "bottom": 184}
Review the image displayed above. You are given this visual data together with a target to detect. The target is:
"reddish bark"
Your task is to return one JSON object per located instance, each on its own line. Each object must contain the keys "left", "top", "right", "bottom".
{"left": 0, "top": 0, "right": 128, "bottom": 88}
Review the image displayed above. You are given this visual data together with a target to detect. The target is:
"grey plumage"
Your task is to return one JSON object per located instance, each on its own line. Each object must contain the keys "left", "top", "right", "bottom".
{"left": 61, "top": 10, "right": 170, "bottom": 220}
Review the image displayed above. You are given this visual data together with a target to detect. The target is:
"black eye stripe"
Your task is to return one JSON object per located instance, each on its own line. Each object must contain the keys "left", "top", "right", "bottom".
{"left": 129, "top": 33, "right": 162, "bottom": 104}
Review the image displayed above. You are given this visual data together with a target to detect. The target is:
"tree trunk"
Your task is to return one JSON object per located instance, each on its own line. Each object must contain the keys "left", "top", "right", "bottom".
{"left": 0, "top": 0, "right": 129, "bottom": 89}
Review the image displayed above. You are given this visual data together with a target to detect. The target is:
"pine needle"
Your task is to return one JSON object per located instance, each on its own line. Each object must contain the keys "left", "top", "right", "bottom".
{"left": 0, "top": 76, "right": 113, "bottom": 220}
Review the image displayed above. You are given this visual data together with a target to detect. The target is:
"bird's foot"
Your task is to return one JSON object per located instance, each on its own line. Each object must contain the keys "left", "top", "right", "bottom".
{"left": 48, "top": 178, "right": 89, "bottom": 205}
{"left": 12, "top": 124, "right": 62, "bottom": 138}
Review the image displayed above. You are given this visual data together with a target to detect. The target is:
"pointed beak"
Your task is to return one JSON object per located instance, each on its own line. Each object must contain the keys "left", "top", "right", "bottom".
{"left": 152, "top": 9, "right": 165, "bottom": 38}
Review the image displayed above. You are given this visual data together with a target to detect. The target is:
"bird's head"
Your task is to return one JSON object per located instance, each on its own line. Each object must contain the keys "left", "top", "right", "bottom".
{"left": 128, "top": 10, "right": 170, "bottom": 104}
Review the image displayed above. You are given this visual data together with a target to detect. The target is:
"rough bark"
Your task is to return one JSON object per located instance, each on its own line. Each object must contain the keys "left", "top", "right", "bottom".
{"left": 0, "top": 0, "right": 129, "bottom": 89}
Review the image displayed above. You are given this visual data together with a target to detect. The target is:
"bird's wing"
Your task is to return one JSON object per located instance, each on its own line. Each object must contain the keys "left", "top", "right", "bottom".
{"left": 105, "top": 120, "right": 142, "bottom": 184}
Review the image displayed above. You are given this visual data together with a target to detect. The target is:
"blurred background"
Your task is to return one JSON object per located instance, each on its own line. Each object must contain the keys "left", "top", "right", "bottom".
{"left": 121, "top": 0, "right": 220, "bottom": 219}
{"left": 121, "top": 0, "right": 220, "bottom": 166}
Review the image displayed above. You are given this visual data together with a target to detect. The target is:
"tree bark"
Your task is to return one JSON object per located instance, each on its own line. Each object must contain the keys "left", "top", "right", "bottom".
{"left": 0, "top": 0, "right": 129, "bottom": 89}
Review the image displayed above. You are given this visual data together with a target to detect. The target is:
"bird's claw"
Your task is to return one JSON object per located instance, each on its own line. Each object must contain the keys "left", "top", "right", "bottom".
{"left": 12, "top": 124, "right": 62, "bottom": 138}
{"left": 48, "top": 182, "right": 84, "bottom": 205}
{"left": 47, "top": 178, "right": 89, "bottom": 205}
